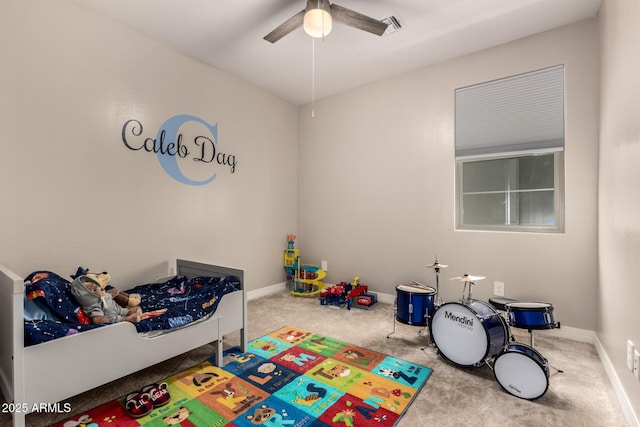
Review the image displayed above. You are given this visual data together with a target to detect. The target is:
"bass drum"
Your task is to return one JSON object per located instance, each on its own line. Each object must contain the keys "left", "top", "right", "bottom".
{"left": 493, "top": 342, "right": 549, "bottom": 400}
{"left": 430, "top": 300, "right": 509, "bottom": 367}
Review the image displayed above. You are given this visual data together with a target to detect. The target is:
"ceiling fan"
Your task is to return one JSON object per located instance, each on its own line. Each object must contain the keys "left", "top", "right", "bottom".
{"left": 264, "top": 0, "right": 389, "bottom": 43}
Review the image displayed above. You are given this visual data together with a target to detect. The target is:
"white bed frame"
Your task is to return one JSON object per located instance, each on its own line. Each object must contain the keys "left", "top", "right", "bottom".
{"left": 0, "top": 259, "right": 247, "bottom": 427}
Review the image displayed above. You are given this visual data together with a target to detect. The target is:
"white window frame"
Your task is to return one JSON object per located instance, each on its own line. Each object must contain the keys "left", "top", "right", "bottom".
{"left": 456, "top": 149, "right": 564, "bottom": 233}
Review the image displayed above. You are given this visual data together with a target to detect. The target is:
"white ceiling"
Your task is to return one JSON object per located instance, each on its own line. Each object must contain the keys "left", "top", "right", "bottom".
{"left": 74, "top": 0, "right": 601, "bottom": 105}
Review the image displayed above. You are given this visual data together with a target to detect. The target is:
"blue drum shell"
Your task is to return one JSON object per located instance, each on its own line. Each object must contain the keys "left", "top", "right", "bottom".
{"left": 395, "top": 284, "right": 435, "bottom": 326}
{"left": 506, "top": 302, "right": 555, "bottom": 330}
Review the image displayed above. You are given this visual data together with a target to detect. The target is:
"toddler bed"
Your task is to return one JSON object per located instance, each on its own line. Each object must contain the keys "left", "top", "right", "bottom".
{"left": 0, "top": 259, "right": 247, "bottom": 427}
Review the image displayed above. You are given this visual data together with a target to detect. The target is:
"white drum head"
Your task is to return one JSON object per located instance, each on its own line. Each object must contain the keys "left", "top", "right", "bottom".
{"left": 507, "top": 302, "right": 551, "bottom": 309}
{"left": 494, "top": 352, "right": 548, "bottom": 399}
{"left": 396, "top": 284, "right": 435, "bottom": 294}
{"left": 430, "top": 303, "right": 488, "bottom": 366}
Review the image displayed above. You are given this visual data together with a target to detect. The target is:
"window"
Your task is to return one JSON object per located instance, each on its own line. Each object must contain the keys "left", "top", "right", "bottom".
{"left": 455, "top": 66, "right": 565, "bottom": 232}
{"left": 458, "top": 152, "right": 563, "bottom": 231}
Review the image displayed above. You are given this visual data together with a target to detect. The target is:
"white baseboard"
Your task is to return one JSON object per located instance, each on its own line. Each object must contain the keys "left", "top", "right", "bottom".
{"left": 376, "top": 291, "right": 395, "bottom": 305}
{"left": 594, "top": 336, "right": 640, "bottom": 427}
{"left": 247, "top": 281, "right": 287, "bottom": 301}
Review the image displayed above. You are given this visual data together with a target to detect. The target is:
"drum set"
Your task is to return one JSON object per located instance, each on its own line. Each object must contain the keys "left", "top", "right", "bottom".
{"left": 388, "top": 258, "right": 561, "bottom": 400}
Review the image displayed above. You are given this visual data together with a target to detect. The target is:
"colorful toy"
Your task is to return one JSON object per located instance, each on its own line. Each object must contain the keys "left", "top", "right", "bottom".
{"left": 354, "top": 293, "right": 378, "bottom": 309}
{"left": 319, "top": 276, "right": 372, "bottom": 309}
{"left": 284, "top": 235, "right": 326, "bottom": 297}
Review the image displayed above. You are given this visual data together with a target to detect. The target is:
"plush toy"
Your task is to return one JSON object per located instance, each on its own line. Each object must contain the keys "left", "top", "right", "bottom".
{"left": 72, "top": 267, "right": 141, "bottom": 307}
{"left": 70, "top": 271, "right": 142, "bottom": 324}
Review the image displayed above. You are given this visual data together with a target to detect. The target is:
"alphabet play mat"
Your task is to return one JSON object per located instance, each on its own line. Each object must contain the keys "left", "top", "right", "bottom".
{"left": 54, "top": 326, "right": 432, "bottom": 426}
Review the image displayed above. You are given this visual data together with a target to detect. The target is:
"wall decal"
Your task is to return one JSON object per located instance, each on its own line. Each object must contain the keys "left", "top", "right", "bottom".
{"left": 121, "top": 115, "right": 237, "bottom": 185}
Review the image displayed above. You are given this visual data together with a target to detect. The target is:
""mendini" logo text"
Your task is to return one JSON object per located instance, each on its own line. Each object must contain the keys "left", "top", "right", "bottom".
{"left": 444, "top": 310, "right": 474, "bottom": 328}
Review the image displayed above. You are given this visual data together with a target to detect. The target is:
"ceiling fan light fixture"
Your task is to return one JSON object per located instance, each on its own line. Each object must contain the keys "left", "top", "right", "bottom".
{"left": 303, "top": 0, "right": 332, "bottom": 38}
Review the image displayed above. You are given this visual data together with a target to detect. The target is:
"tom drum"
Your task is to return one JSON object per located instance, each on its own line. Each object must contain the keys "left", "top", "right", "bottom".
{"left": 506, "top": 302, "right": 557, "bottom": 330}
{"left": 395, "top": 284, "right": 436, "bottom": 327}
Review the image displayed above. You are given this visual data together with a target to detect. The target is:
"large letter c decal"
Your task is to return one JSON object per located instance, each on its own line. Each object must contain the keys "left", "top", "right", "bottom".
{"left": 156, "top": 115, "right": 218, "bottom": 185}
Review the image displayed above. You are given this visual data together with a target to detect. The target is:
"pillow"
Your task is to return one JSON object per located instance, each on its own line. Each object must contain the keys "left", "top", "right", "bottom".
{"left": 23, "top": 297, "right": 57, "bottom": 321}
{"left": 24, "top": 271, "right": 91, "bottom": 324}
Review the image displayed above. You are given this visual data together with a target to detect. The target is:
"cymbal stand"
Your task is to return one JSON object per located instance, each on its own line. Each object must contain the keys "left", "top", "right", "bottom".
{"left": 459, "top": 280, "right": 475, "bottom": 304}
{"left": 459, "top": 281, "right": 466, "bottom": 303}
{"left": 426, "top": 257, "right": 447, "bottom": 307}
{"left": 387, "top": 299, "right": 399, "bottom": 339}
{"left": 434, "top": 266, "right": 443, "bottom": 307}
{"left": 465, "top": 280, "right": 476, "bottom": 303}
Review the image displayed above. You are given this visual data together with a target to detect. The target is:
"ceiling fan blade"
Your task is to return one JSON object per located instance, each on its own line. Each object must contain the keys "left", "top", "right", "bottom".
{"left": 330, "top": 3, "right": 388, "bottom": 36}
{"left": 264, "top": 10, "right": 305, "bottom": 43}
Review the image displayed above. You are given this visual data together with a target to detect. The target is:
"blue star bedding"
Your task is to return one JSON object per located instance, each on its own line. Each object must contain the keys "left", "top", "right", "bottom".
{"left": 23, "top": 269, "right": 240, "bottom": 346}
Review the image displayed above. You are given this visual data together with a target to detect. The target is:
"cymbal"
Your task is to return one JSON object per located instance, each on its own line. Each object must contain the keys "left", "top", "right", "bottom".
{"left": 426, "top": 262, "right": 448, "bottom": 269}
{"left": 449, "top": 274, "right": 486, "bottom": 282}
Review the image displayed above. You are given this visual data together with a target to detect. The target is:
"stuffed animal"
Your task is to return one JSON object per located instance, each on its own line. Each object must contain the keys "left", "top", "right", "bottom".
{"left": 71, "top": 267, "right": 141, "bottom": 307}
{"left": 70, "top": 271, "right": 142, "bottom": 324}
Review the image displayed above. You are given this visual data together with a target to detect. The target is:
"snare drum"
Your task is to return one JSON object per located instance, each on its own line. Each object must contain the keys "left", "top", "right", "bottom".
{"left": 506, "top": 302, "right": 557, "bottom": 330}
{"left": 429, "top": 300, "right": 509, "bottom": 367}
{"left": 488, "top": 297, "right": 518, "bottom": 312}
{"left": 493, "top": 342, "right": 549, "bottom": 400}
{"left": 395, "top": 284, "right": 436, "bottom": 326}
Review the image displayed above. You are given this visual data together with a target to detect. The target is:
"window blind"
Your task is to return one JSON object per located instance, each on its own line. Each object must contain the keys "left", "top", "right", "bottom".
{"left": 455, "top": 65, "right": 564, "bottom": 158}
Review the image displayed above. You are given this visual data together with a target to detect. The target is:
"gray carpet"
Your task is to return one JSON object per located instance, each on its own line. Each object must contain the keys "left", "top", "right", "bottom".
{"left": 1, "top": 291, "right": 627, "bottom": 426}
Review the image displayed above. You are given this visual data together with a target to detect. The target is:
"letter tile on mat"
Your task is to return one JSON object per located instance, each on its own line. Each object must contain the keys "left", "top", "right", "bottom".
{"left": 269, "top": 326, "right": 314, "bottom": 345}
{"left": 169, "top": 361, "right": 235, "bottom": 395}
{"left": 317, "top": 392, "right": 400, "bottom": 427}
{"left": 273, "top": 345, "right": 326, "bottom": 373}
{"left": 307, "top": 358, "right": 368, "bottom": 390}
{"left": 331, "top": 343, "right": 388, "bottom": 371}
{"left": 53, "top": 326, "right": 432, "bottom": 427}
{"left": 247, "top": 335, "right": 295, "bottom": 359}
{"left": 373, "top": 356, "right": 432, "bottom": 387}
{"left": 297, "top": 333, "right": 347, "bottom": 356}
{"left": 231, "top": 395, "right": 313, "bottom": 427}
{"left": 273, "top": 376, "right": 344, "bottom": 418}
{"left": 234, "top": 358, "right": 300, "bottom": 394}
{"left": 197, "top": 377, "right": 269, "bottom": 420}
{"left": 142, "top": 399, "right": 225, "bottom": 427}
{"left": 52, "top": 400, "right": 141, "bottom": 427}
{"left": 221, "top": 351, "right": 266, "bottom": 374}
{"left": 348, "top": 373, "right": 420, "bottom": 415}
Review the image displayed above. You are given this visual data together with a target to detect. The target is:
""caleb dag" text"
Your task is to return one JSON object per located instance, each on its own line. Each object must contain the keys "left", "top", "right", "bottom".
{"left": 121, "top": 119, "right": 237, "bottom": 174}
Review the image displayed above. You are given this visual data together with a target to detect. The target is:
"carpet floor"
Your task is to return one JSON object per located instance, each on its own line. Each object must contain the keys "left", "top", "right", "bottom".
{"left": 1, "top": 291, "right": 628, "bottom": 426}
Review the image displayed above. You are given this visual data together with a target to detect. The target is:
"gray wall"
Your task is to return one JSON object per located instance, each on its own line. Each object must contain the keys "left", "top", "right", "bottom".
{"left": 598, "top": 0, "right": 640, "bottom": 419}
{"left": 298, "top": 20, "right": 599, "bottom": 333}
{"left": 0, "top": 0, "right": 298, "bottom": 291}
{"left": 3, "top": 0, "right": 638, "bottom": 421}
